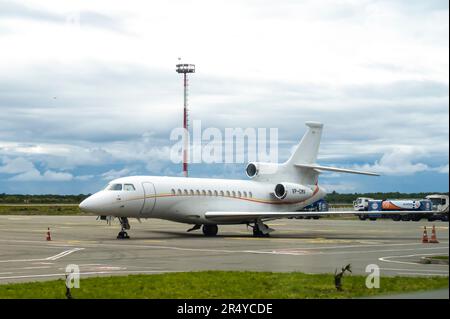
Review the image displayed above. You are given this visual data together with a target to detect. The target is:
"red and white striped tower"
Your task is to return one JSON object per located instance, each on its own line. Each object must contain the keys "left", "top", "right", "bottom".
{"left": 176, "top": 62, "right": 195, "bottom": 177}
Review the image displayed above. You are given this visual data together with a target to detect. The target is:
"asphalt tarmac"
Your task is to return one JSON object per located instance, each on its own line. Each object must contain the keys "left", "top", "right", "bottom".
{"left": 0, "top": 215, "right": 448, "bottom": 297}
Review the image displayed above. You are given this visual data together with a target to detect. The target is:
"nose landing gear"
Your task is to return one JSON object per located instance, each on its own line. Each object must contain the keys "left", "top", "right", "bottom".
{"left": 117, "top": 217, "right": 130, "bottom": 239}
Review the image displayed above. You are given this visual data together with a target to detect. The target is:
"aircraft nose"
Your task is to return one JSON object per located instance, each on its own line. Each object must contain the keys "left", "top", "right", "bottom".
{"left": 79, "top": 198, "right": 91, "bottom": 213}
{"left": 79, "top": 199, "right": 88, "bottom": 211}
{"left": 79, "top": 195, "right": 103, "bottom": 214}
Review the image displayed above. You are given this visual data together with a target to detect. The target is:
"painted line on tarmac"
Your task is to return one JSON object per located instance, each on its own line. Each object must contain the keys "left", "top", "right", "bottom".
{"left": 379, "top": 252, "right": 450, "bottom": 266}
{"left": 267, "top": 246, "right": 449, "bottom": 256}
{"left": 21, "top": 266, "right": 52, "bottom": 270}
{"left": 380, "top": 268, "right": 449, "bottom": 273}
{"left": 0, "top": 270, "right": 180, "bottom": 281}
{"left": 316, "top": 246, "right": 448, "bottom": 256}
{"left": 53, "top": 241, "right": 449, "bottom": 258}
{"left": 0, "top": 247, "right": 84, "bottom": 263}
{"left": 0, "top": 238, "right": 448, "bottom": 251}
{"left": 0, "top": 238, "right": 448, "bottom": 259}
{"left": 46, "top": 248, "right": 84, "bottom": 261}
{"left": 396, "top": 273, "right": 449, "bottom": 276}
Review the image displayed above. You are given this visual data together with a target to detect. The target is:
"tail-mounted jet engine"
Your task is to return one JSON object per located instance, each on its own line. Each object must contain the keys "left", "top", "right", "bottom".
{"left": 274, "top": 183, "right": 313, "bottom": 201}
{"left": 246, "top": 162, "right": 280, "bottom": 179}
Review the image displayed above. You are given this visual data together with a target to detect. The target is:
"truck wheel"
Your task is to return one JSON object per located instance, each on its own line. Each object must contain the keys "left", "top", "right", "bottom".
{"left": 358, "top": 215, "right": 367, "bottom": 221}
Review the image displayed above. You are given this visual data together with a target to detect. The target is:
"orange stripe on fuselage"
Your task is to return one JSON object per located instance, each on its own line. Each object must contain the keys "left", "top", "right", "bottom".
{"left": 127, "top": 185, "right": 321, "bottom": 206}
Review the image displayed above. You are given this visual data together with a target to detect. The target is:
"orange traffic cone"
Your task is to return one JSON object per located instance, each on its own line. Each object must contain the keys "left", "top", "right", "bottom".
{"left": 46, "top": 227, "right": 52, "bottom": 241}
{"left": 422, "top": 226, "right": 428, "bottom": 243}
{"left": 429, "top": 225, "right": 439, "bottom": 244}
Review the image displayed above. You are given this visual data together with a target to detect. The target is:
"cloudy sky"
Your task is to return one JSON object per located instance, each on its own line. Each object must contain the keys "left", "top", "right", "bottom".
{"left": 0, "top": 0, "right": 448, "bottom": 195}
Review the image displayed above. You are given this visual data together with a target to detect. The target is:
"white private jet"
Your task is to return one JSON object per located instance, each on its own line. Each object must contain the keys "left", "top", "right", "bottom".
{"left": 79, "top": 122, "right": 381, "bottom": 239}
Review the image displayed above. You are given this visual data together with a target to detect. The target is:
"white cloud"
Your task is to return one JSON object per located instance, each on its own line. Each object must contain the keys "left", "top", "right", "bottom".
{"left": 41, "top": 170, "right": 73, "bottom": 181}
{"left": 9, "top": 168, "right": 73, "bottom": 182}
{"left": 0, "top": 157, "right": 35, "bottom": 174}
{"left": 0, "top": 156, "right": 77, "bottom": 181}
{"left": 74, "top": 174, "right": 95, "bottom": 181}
{"left": 0, "top": 0, "right": 448, "bottom": 193}
{"left": 101, "top": 168, "right": 132, "bottom": 181}
{"left": 434, "top": 164, "right": 449, "bottom": 174}
{"left": 353, "top": 147, "right": 446, "bottom": 176}
{"left": 321, "top": 182, "right": 358, "bottom": 193}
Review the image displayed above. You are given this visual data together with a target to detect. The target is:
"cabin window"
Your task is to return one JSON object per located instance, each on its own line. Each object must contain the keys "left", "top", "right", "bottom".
{"left": 107, "top": 184, "right": 122, "bottom": 191}
{"left": 124, "top": 184, "right": 136, "bottom": 191}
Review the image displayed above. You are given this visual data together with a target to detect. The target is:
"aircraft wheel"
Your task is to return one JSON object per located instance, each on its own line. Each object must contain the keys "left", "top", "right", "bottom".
{"left": 253, "top": 230, "right": 268, "bottom": 237}
{"left": 117, "top": 231, "right": 130, "bottom": 239}
{"left": 202, "top": 224, "right": 218, "bottom": 237}
{"left": 252, "top": 227, "right": 269, "bottom": 237}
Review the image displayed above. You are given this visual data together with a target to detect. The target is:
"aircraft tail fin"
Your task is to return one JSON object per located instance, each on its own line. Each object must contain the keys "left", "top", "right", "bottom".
{"left": 285, "top": 122, "right": 323, "bottom": 166}
{"left": 281, "top": 122, "right": 377, "bottom": 185}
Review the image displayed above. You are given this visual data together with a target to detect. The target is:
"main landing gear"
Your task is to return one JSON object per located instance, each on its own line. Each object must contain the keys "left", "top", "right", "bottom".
{"left": 186, "top": 224, "right": 218, "bottom": 236}
{"left": 185, "top": 221, "right": 274, "bottom": 237}
{"left": 117, "top": 217, "right": 130, "bottom": 239}
{"left": 202, "top": 224, "right": 218, "bottom": 237}
{"left": 250, "top": 220, "right": 274, "bottom": 237}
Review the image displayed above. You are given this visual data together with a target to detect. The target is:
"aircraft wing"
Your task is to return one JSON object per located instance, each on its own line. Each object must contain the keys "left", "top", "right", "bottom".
{"left": 204, "top": 210, "right": 432, "bottom": 222}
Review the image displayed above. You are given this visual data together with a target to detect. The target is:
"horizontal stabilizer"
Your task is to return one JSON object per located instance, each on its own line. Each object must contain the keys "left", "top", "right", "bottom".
{"left": 295, "top": 164, "right": 379, "bottom": 176}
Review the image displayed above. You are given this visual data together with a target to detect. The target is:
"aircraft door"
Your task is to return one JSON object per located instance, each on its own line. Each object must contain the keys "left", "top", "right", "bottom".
{"left": 141, "top": 182, "right": 156, "bottom": 216}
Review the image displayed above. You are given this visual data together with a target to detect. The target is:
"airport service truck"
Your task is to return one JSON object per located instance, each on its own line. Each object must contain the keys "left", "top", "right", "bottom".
{"left": 353, "top": 194, "right": 448, "bottom": 222}
{"left": 292, "top": 199, "right": 329, "bottom": 220}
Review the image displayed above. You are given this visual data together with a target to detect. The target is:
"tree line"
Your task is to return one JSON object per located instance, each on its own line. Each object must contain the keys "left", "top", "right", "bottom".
{"left": 0, "top": 194, "right": 90, "bottom": 204}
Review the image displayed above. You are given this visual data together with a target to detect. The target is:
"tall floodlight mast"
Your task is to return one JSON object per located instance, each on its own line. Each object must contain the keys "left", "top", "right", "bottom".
{"left": 176, "top": 62, "right": 195, "bottom": 177}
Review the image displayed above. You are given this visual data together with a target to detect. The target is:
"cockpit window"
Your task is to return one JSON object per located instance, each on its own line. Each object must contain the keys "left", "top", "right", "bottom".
{"left": 107, "top": 184, "right": 122, "bottom": 191}
{"left": 124, "top": 184, "right": 136, "bottom": 191}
